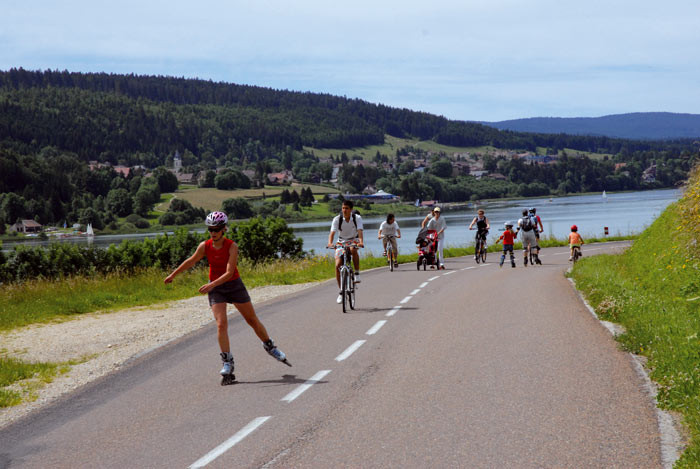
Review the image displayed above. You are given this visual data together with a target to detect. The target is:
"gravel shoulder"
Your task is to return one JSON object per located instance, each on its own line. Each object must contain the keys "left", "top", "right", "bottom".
{"left": 0, "top": 282, "right": 321, "bottom": 429}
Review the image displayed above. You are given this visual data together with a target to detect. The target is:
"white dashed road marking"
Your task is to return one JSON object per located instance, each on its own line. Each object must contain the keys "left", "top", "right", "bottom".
{"left": 419, "top": 282, "right": 429, "bottom": 288}
{"left": 281, "top": 370, "right": 332, "bottom": 403}
{"left": 336, "top": 340, "right": 366, "bottom": 361}
{"left": 366, "top": 320, "right": 387, "bottom": 335}
{"left": 410, "top": 289, "right": 421, "bottom": 295}
{"left": 400, "top": 296, "right": 413, "bottom": 304}
{"left": 189, "top": 416, "right": 271, "bottom": 468}
{"left": 386, "top": 306, "right": 402, "bottom": 317}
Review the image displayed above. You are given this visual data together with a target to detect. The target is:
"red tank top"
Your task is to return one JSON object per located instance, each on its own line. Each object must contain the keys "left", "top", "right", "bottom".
{"left": 205, "top": 238, "right": 240, "bottom": 282}
{"left": 500, "top": 230, "right": 515, "bottom": 245}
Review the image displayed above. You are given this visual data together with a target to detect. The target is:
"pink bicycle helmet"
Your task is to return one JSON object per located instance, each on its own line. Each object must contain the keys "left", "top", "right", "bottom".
{"left": 571, "top": 224, "right": 578, "bottom": 232}
{"left": 205, "top": 211, "right": 228, "bottom": 227}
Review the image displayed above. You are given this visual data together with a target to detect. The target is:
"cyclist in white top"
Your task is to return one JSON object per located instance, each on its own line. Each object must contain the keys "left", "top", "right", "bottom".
{"left": 327, "top": 200, "right": 364, "bottom": 303}
{"left": 378, "top": 213, "right": 401, "bottom": 267}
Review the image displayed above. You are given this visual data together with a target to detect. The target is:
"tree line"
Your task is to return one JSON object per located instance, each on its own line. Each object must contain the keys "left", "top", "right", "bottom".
{"left": 2, "top": 69, "right": 697, "bottom": 166}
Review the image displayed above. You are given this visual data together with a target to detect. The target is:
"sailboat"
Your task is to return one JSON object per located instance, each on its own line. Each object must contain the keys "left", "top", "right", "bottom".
{"left": 86, "top": 223, "right": 95, "bottom": 237}
{"left": 602, "top": 190, "right": 608, "bottom": 202}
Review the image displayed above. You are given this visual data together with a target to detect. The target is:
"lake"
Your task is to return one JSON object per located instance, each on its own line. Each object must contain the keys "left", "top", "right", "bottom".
{"left": 2, "top": 188, "right": 681, "bottom": 256}
{"left": 290, "top": 188, "right": 681, "bottom": 256}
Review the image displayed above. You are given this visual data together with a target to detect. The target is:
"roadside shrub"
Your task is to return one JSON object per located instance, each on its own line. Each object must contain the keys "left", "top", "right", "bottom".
{"left": 230, "top": 217, "right": 304, "bottom": 264}
{"left": 0, "top": 217, "right": 304, "bottom": 283}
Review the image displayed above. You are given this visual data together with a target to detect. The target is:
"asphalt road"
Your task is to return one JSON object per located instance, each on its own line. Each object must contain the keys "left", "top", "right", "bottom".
{"left": 0, "top": 241, "right": 663, "bottom": 468}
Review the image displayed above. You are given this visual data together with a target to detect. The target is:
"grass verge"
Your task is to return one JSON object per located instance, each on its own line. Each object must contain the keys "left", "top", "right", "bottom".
{"left": 0, "top": 356, "right": 75, "bottom": 408}
{"left": 570, "top": 170, "right": 700, "bottom": 466}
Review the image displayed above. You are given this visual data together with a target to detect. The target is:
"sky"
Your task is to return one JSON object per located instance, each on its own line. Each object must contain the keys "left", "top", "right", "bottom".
{"left": 2, "top": 0, "right": 699, "bottom": 122}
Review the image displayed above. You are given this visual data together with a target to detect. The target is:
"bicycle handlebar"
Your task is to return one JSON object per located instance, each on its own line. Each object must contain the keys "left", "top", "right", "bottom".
{"left": 327, "top": 241, "right": 364, "bottom": 249}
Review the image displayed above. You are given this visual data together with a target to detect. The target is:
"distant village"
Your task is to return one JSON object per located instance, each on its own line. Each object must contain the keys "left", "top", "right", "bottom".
{"left": 9, "top": 148, "right": 658, "bottom": 235}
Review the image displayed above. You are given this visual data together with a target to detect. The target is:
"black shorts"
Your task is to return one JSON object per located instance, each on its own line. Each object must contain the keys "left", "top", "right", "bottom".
{"left": 208, "top": 277, "right": 251, "bottom": 306}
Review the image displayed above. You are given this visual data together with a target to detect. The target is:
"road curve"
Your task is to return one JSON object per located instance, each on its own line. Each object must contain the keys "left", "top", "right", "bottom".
{"left": 0, "top": 241, "right": 663, "bottom": 468}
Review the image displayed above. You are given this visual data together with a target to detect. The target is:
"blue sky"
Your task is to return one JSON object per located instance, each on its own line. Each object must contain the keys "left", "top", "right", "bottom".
{"left": 2, "top": 0, "right": 699, "bottom": 121}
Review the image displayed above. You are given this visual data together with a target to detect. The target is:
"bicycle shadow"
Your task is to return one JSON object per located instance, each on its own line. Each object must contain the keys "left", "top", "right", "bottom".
{"left": 347, "top": 306, "right": 419, "bottom": 314}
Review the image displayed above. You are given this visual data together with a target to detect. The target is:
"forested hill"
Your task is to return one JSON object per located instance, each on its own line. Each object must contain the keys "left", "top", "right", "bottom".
{"left": 0, "top": 69, "right": 690, "bottom": 167}
{"left": 483, "top": 113, "right": 700, "bottom": 140}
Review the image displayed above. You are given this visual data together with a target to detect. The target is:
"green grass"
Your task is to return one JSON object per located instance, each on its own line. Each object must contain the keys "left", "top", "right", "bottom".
{"left": 0, "top": 268, "right": 210, "bottom": 331}
{"left": 570, "top": 198, "right": 700, "bottom": 467}
{"left": 305, "top": 134, "right": 613, "bottom": 162}
{"left": 305, "top": 135, "right": 502, "bottom": 160}
{"left": 0, "top": 356, "right": 73, "bottom": 407}
{"left": 162, "top": 184, "right": 340, "bottom": 212}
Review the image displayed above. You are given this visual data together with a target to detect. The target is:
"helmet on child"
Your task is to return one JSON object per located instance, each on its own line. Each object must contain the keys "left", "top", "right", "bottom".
{"left": 570, "top": 224, "right": 578, "bottom": 232}
{"left": 529, "top": 207, "right": 537, "bottom": 213}
{"left": 504, "top": 221, "right": 514, "bottom": 228}
{"left": 205, "top": 211, "right": 228, "bottom": 227}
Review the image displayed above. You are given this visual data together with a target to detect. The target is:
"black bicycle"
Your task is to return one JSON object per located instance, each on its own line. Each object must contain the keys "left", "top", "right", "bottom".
{"left": 472, "top": 228, "right": 488, "bottom": 264}
{"left": 572, "top": 245, "right": 582, "bottom": 264}
{"left": 329, "top": 241, "right": 362, "bottom": 313}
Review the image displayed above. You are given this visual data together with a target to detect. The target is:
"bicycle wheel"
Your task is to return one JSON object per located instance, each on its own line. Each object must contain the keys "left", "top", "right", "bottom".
{"left": 475, "top": 242, "right": 481, "bottom": 264}
{"left": 481, "top": 244, "right": 487, "bottom": 263}
{"left": 348, "top": 270, "right": 356, "bottom": 310}
{"left": 423, "top": 258, "right": 427, "bottom": 270}
{"left": 340, "top": 268, "right": 348, "bottom": 313}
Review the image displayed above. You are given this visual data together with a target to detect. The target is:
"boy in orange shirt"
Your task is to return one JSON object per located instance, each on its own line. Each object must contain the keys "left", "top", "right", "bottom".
{"left": 495, "top": 221, "right": 517, "bottom": 268}
{"left": 568, "top": 224, "right": 584, "bottom": 261}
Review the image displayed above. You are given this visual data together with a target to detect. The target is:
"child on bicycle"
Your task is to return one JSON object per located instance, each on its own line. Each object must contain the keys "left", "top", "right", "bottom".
{"left": 495, "top": 221, "right": 517, "bottom": 268}
{"left": 568, "top": 224, "right": 584, "bottom": 261}
{"left": 328, "top": 200, "right": 364, "bottom": 303}
{"left": 378, "top": 213, "right": 401, "bottom": 267}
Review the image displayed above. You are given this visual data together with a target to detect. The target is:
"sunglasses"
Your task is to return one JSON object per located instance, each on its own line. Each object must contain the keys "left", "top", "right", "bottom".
{"left": 208, "top": 226, "right": 225, "bottom": 233}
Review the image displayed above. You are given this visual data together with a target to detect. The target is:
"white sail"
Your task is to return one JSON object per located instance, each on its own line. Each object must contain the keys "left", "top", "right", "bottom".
{"left": 602, "top": 190, "right": 607, "bottom": 200}
{"left": 86, "top": 223, "right": 94, "bottom": 236}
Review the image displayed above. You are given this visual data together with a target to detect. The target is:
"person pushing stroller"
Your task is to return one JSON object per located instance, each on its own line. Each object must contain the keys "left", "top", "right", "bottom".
{"left": 415, "top": 227, "right": 439, "bottom": 269}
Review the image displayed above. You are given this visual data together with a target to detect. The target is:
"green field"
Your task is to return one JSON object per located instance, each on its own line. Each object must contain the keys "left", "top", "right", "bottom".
{"left": 305, "top": 135, "right": 501, "bottom": 160}
{"left": 304, "top": 134, "right": 612, "bottom": 161}
{"left": 160, "top": 184, "right": 340, "bottom": 212}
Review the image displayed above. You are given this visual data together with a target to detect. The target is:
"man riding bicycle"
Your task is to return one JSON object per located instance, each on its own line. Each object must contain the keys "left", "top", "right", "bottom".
{"left": 328, "top": 200, "right": 364, "bottom": 304}
{"left": 468, "top": 209, "right": 490, "bottom": 260}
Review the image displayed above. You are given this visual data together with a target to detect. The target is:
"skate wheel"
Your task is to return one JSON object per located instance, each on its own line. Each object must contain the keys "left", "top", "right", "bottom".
{"left": 221, "top": 374, "right": 237, "bottom": 385}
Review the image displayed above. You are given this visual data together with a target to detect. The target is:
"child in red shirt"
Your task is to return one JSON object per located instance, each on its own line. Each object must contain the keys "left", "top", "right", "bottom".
{"left": 568, "top": 224, "right": 584, "bottom": 261}
{"left": 495, "top": 221, "right": 517, "bottom": 268}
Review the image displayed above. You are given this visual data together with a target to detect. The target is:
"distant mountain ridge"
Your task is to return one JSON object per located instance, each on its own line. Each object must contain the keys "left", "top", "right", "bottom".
{"left": 482, "top": 112, "right": 700, "bottom": 140}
